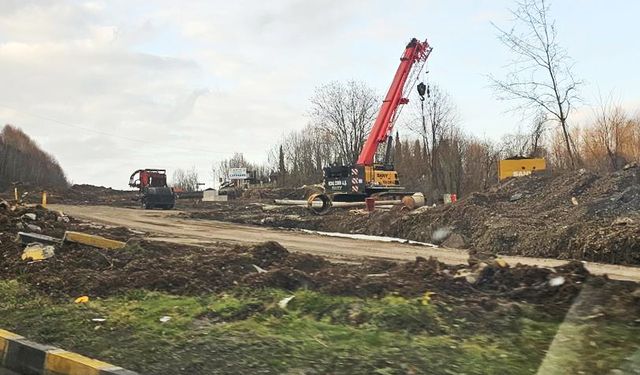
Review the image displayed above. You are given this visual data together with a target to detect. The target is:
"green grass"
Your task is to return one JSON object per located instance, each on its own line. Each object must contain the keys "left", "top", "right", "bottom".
{"left": 0, "top": 280, "right": 638, "bottom": 374}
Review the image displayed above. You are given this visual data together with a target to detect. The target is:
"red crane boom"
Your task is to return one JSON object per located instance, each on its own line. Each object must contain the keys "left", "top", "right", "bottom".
{"left": 356, "top": 38, "right": 432, "bottom": 166}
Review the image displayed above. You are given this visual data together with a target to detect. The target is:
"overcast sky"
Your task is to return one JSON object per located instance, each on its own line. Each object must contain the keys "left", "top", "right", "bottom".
{"left": 1, "top": 0, "right": 638, "bottom": 189}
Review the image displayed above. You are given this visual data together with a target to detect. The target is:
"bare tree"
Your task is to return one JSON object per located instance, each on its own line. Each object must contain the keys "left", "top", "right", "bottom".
{"left": 529, "top": 111, "right": 547, "bottom": 156}
{"left": 585, "top": 95, "right": 630, "bottom": 171}
{"left": 490, "top": 0, "right": 581, "bottom": 167}
{"left": 501, "top": 111, "right": 547, "bottom": 157}
{"left": 171, "top": 167, "right": 199, "bottom": 192}
{"left": 309, "top": 80, "right": 378, "bottom": 164}
{"left": 405, "top": 84, "right": 458, "bottom": 196}
{"left": 218, "top": 153, "right": 248, "bottom": 182}
{"left": 462, "top": 137, "right": 501, "bottom": 193}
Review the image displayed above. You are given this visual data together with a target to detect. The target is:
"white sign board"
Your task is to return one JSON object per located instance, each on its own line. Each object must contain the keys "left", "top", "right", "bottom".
{"left": 229, "top": 167, "right": 248, "bottom": 180}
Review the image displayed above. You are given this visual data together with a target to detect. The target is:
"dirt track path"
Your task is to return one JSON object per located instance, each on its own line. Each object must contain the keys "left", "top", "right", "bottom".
{"left": 50, "top": 204, "right": 640, "bottom": 282}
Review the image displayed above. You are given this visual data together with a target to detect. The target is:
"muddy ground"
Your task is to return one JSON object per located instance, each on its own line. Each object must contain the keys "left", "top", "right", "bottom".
{"left": 1, "top": 196, "right": 640, "bottom": 374}
{"left": 0, "top": 202, "right": 636, "bottom": 319}
{"left": 7, "top": 167, "right": 639, "bottom": 267}
{"left": 184, "top": 167, "right": 640, "bottom": 266}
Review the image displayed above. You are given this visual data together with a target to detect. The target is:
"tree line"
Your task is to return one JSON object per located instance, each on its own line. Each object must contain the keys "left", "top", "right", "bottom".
{"left": 0, "top": 124, "right": 69, "bottom": 191}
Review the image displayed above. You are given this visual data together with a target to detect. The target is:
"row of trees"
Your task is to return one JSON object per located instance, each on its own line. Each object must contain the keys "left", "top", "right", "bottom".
{"left": 258, "top": 85, "right": 637, "bottom": 201}
{"left": 179, "top": 88, "right": 638, "bottom": 195}
{"left": 259, "top": 80, "right": 504, "bottom": 200}
{"left": 0, "top": 125, "right": 68, "bottom": 191}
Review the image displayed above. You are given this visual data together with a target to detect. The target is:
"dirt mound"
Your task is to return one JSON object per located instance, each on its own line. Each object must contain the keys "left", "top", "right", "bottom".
{"left": 244, "top": 267, "right": 316, "bottom": 290}
{"left": 392, "top": 167, "right": 640, "bottom": 265}
{"left": 0, "top": 201, "right": 627, "bottom": 318}
{"left": 2, "top": 184, "right": 138, "bottom": 207}
{"left": 56, "top": 184, "right": 138, "bottom": 206}
{"left": 192, "top": 168, "right": 640, "bottom": 266}
{"left": 0, "top": 219, "right": 597, "bottom": 316}
{"left": 251, "top": 241, "right": 289, "bottom": 266}
{"left": 0, "top": 204, "right": 68, "bottom": 238}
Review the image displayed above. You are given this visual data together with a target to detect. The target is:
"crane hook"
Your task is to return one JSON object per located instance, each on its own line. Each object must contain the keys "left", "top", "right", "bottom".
{"left": 417, "top": 82, "right": 427, "bottom": 101}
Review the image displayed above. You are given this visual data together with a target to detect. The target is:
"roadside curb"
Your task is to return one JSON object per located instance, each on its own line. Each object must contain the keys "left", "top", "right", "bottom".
{"left": 0, "top": 329, "right": 138, "bottom": 375}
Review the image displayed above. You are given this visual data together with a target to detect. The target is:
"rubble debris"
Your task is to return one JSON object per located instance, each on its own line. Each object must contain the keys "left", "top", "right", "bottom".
{"left": 56, "top": 211, "right": 70, "bottom": 223}
{"left": 493, "top": 258, "right": 508, "bottom": 268}
{"left": 74, "top": 296, "right": 90, "bottom": 304}
{"left": 25, "top": 223, "right": 42, "bottom": 232}
{"left": 441, "top": 233, "right": 467, "bottom": 248}
{"left": 252, "top": 264, "right": 268, "bottom": 273}
{"left": 243, "top": 185, "right": 323, "bottom": 201}
{"left": 366, "top": 273, "right": 390, "bottom": 278}
{"left": 278, "top": 295, "right": 295, "bottom": 309}
{"left": 431, "top": 227, "right": 452, "bottom": 244}
{"left": 549, "top": 276, "right": 566, "bottom": 287}
{"left": 21, "top": 213, "right": 36, "bottom": 220}
{"left": 509, "top": 193, "right": 523, "bottom": 202}
{"left": 17, "top": 232, "right": 62, "bottom": 246}
{"left": 21, "top": 243, "right": 55, "bottom": 261}
{"left": 612, "top": 217, "right": 634, "bottom": 225}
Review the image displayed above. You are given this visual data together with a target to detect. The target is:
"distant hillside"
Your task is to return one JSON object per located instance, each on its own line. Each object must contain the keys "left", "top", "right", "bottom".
{"left": 0, "top": 124, "right": 68, "bottom": 190}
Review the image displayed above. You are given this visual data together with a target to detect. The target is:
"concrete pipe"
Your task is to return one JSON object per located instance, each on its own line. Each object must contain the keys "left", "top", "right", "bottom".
{"left": 306, "top": 193, "right": 332, "bottom": 215}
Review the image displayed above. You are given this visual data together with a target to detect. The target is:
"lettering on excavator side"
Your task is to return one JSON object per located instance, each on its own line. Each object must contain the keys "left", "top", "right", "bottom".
{"left": 327, "top": 180, "right": 347, "bottom": 187}
{"left": 512, "top": 170, "right": 532, "bottom": 177}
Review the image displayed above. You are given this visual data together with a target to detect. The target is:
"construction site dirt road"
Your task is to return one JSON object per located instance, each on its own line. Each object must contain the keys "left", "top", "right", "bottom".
{"left": 49, "top": 204, "right": 640, "bottom": 282}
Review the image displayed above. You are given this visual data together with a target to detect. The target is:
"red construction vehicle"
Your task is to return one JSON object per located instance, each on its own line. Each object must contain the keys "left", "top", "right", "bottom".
{"left": 323, "top": 37, "right": 432, "bottom": 201}
{"left": 128, "top": 169, "right": 176, "bottom": 209}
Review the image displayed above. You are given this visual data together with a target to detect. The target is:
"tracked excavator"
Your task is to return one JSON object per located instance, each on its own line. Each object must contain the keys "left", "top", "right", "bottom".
{"left": 129, "top": 169, "right": 176, "bottom": 209}
{"left": 322, "top": 37, "right": 433, "bottom": 203}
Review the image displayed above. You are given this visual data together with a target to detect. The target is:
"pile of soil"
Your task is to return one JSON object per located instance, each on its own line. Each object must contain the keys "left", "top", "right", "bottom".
{"left": 0, "top": 204, "right": 68, "bottom": 238}
{"left": 54, "top": 184, "right": 138, "bottom": 206}
{"left": 185, "top": 167, "right": 640, "bottom": 265}
{"left": 395, "top": 167, "right": 640, "bottom": 265}
{"left": 2, "top": 184, "right": 138, "bottom": 207}
{"left": 0, "top": 203, "right": 636, "bottom": 320}
{"left": 0, "top": 202, "right": 142, "bottom": 277}
{"left": 1, "top": 225, "right": 621, "bottom": 317}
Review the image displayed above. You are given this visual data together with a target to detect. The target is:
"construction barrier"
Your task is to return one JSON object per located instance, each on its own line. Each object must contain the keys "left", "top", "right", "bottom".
{"left": 0, "top": 328, "right": 138, "bottom": 375}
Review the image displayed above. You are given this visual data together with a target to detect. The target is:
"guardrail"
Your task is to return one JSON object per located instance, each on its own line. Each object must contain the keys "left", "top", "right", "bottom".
{"left": 0, "top": 329, "right": 137, "bottom": 375}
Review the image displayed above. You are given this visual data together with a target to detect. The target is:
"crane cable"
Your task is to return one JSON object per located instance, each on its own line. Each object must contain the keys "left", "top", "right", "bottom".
{"left": 388, "top": 50, "right": 430, "bottom": 133}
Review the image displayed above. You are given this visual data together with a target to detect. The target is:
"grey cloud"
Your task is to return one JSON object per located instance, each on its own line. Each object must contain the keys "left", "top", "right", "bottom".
{"left": 0, "top": 0, "right": 381, "bottom": 188}
{"left": 164, "top": 88, "right": 210, "bottom": 124}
